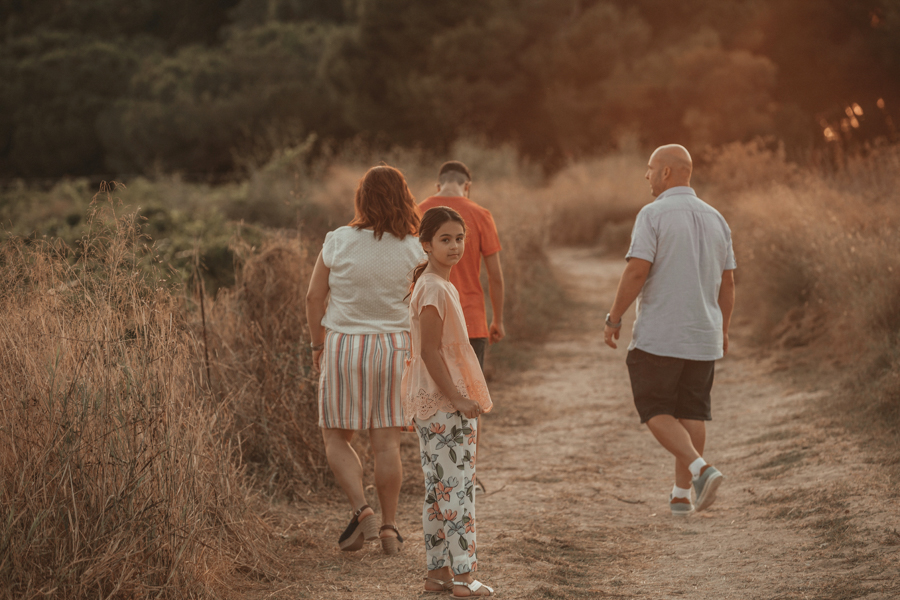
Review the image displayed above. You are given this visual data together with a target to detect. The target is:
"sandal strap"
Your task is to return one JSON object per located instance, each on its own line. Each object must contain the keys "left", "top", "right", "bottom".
{"left": 452, "top": 579, "right": 493, "bottom": 595}
{"left": 380, "top": 523, "right": 403, "bottom": 542}
{"left": 353, "top": 504, "right": 372, "bottom": 520}
{"left": 424, "top": 577, "right": 453, "bottom": 589}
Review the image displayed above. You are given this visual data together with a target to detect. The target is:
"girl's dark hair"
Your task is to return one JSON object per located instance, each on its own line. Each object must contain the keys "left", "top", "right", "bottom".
{"left": 349, "top": 165, "right": 420, "bottom": 240}
{"left": 409, "top": 206, "right": 466, "bottom": 294}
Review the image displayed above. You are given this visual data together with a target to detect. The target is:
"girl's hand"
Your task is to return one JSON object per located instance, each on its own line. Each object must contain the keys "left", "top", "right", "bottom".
{"left": 451, "top": 394, "right": 482, "bottom": 419}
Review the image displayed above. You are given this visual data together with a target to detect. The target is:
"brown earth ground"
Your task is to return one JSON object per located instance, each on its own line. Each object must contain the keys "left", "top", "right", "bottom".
{"left": 254, "top": 248, "right": 900, "bottom": 600}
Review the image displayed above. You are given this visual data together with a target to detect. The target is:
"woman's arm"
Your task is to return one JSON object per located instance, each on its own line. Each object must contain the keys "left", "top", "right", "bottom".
{"left": 419, "top": 305, "right": 482, "bottom": 419}
{"left": 305, "top": 251, "right": 330, "bottom": 369}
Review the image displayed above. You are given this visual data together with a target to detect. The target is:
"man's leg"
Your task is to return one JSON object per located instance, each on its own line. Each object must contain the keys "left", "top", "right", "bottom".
{"left": 673, "top": 358, "right": 721, "bottom": 510}
{"left": 645, "top": 415, "right": 702, "bottom": 475}
{"left": 675, "top": 419, "right": 706, "bottom": 489}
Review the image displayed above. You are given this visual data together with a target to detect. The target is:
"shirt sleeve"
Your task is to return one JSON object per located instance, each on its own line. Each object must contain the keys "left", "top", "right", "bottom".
{"left": 479, "top": 209, "right": 502, "bottom": 256}
{"left": 322, "top": 230, "right": 336, "bottom": 268}
{"left": 724, "top": 224, "right": 737, "bottom": 270}
{"left": 415, "top": 279, "right": 447, "bottom": 320}
{"left": 625, "top": 208, "right": 656, "bottom": 263}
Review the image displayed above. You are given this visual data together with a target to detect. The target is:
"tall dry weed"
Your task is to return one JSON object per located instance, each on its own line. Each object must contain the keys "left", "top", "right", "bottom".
{"left": 705, "top": 143, "right": 900, "bottom": 433}
{"left": 0, "top": 185, "right": 276, "bottom": 598}
{"left": 540, "top": 153, "right": 649, "bottom": 250}
{"left": 201, "top": 232, "right": 325, "bottom": 497}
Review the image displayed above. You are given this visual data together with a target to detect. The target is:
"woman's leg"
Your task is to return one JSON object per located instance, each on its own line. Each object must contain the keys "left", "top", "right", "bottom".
{"left": 321, "top": 427, "right": 368, "bottom": 510}
{"left": 369, "top": 426, "right": 402, "bottom": 532}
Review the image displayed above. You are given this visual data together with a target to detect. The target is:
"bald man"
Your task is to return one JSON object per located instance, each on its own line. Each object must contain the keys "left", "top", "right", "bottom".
{"left": 604, "top": 145, "right": 736, "bottom": 517}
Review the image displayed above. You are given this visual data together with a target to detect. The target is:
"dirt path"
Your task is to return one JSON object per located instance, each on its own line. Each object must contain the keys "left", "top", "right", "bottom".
{"left": 268, "top": 248, "right": 900, "bottom": 599}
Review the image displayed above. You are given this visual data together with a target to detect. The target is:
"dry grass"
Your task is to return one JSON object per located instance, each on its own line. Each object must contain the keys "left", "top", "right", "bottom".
{"left": 4, "top": 139, "right": 900, "bottom": 596}
{"left": 540, "top": 153, "right": 649, "bottom": 250}
{"left": 200, "top": 232, "right": 326, "bottom": 497}
{"left": 703, "top": 143, "right": 900, "bottom": 438}
{"left": 0, "top": 185, "right": 278, "bottom": 598}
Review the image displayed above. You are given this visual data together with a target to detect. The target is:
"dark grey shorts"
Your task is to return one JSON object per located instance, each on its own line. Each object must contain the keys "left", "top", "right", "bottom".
{"left": 469, "top": 337, "right": 487, "bottom": 371}
{"left": 626, "top": 348, "right": 715, "bottom": 424}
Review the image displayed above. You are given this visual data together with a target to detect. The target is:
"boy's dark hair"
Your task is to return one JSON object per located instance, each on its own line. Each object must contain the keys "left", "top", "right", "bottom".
{"left": 438, "top": 160, "right": 471, "bottom": 182}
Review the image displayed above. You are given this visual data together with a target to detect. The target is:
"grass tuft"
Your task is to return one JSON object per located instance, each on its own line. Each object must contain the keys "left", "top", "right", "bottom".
{"left": 0, "top": 184, "right": 276, "bottom": 598}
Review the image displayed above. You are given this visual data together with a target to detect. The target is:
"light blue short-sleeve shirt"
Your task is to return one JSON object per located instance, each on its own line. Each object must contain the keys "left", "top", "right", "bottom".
{"left": 626, "top": 186, "right": 736, "bottom": 361}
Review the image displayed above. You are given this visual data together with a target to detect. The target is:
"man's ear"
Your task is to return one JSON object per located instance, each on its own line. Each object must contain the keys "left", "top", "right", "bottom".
{"left": 464, "top": 181, "right": 471, "bottom": 196}
{"left": 436, "top": 183, "right": 441, "bottom": 192}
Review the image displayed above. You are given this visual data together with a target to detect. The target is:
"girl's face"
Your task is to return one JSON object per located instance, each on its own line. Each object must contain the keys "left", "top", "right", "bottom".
{"left": 423, "top": 220, "right": 465, "bottom": 268}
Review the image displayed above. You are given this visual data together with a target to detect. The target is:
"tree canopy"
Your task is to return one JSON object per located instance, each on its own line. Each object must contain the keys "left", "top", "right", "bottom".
{"left": 1, "top": 0, "right": 898, "bottom": 179}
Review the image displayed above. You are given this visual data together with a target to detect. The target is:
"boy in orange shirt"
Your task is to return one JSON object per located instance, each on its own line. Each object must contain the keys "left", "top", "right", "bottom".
{"left": 418, "top": 161, "right": 505, "bottom": 493}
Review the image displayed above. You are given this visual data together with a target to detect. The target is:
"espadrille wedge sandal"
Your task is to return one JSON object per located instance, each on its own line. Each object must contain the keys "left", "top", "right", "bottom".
{"left": 379, "top": 524, "right": 404, "bottom": 555}
{"left": 337, "top": 504, "right": 378, "bottom": 551}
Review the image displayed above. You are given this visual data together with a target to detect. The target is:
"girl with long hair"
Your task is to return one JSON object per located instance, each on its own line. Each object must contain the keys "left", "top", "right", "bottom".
{"left": 402, "top": 206, "right": 495, "bottom": 597}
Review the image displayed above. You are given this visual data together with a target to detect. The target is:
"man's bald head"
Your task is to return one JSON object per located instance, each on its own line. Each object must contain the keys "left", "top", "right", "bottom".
{"left": 645, "top": 144, "right": 693, "bottom": 197}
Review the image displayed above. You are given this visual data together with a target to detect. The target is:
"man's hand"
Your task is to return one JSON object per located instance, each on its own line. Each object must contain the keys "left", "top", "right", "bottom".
{"left": 604, "top": 258, "right": 650, "bottom": 350}
{"left": 604, "top": 324, "right": 621, "bottom": 349}
{"left": 489, "top": 320, "right": 505, "bottom": 344}
{"left": 722, "top": 332, "right": 729, "bottom": 356}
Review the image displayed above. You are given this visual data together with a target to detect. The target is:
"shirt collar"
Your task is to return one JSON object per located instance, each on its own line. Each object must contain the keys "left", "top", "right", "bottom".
{"left": 655, "top": 186, "right": 696, "bottom": 201}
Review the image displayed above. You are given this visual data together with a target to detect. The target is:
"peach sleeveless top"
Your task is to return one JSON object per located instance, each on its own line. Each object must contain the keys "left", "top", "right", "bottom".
{"left": 401, "top": 273, "right": 493, "bottom": 422}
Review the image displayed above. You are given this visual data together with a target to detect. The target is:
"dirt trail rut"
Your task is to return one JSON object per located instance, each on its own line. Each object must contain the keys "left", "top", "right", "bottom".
{"left": 274, "top": 248, "right": 899, "bottom": 600}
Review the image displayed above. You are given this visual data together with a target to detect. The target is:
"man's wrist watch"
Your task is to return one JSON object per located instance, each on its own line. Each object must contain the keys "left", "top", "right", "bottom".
{"left": 605, "top": 313, "right": 622, "bottom": 329}
{"left": 311, "top": 342, "right": 325, "bottom": 351}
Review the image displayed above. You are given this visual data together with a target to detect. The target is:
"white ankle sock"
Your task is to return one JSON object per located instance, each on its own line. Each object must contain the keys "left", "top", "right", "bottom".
{"left": 671, "top": 485, "right": 692, "bottom": 500}
{"left": 688, "top": 457, "right": 707, "bottom": 480}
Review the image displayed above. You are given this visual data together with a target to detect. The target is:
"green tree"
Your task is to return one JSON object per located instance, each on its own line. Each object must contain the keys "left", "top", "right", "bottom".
{"left": 321, "top": 0, "right": 490, "bottom": 148}
{"left": 0, "top": 31, "right": 144, "bottom": 177}
{"left": 101, "top": 22, "right": 340, "bottom": 175}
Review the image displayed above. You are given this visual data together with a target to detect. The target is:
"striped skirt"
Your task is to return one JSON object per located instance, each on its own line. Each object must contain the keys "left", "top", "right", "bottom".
{"left": 318, "top": 330, "right": 410, "bottom": 429}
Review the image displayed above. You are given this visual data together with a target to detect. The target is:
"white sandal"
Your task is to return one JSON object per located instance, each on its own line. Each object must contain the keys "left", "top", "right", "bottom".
{"left": 452, "top": 579, "right": 494, "bottom": 597}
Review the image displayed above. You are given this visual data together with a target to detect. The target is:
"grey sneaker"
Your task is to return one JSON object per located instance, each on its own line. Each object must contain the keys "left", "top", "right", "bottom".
{"left": 669, "top": 494, "right": 694, "bottom": 517}
{"left": 693, "top": 466, "right": 724, "bottom": 512}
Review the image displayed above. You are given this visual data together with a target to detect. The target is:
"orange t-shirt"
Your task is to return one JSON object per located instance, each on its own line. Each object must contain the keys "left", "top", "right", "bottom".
{"left": 417, "top": 196, "right": 502, "bottom": 339}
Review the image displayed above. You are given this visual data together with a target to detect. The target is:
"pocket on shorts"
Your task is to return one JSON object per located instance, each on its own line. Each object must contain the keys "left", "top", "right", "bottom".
{"left": 390, "top": 331, "right": 411, "bottom": 353}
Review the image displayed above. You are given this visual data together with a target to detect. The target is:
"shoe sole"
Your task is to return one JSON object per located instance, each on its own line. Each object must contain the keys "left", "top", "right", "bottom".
{"left": 670, "top": 507, "right": 694, "bottom": 517}
{"left": 381, "top": 534, "right": 403, "bottom": 555}
{"left": 695, "top": 472, "right": 723, "bottom": 512}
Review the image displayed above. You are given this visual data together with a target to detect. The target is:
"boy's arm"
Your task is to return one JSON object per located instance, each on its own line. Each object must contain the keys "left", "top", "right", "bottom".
{"left": 484, "top": 252, "right": 505, "bottom": 343}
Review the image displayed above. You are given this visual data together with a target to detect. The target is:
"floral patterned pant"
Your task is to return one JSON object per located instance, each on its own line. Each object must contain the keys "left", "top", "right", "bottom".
{"left": 414, "top": 410, "right": 478, "bottom": 575}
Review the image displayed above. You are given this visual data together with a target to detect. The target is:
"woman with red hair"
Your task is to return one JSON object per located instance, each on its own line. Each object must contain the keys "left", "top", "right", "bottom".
{"left": 306, "top": 165, "right": 422, "bottom": 555}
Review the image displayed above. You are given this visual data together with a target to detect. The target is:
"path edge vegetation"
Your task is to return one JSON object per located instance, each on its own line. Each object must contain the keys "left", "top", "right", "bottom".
{"left": 1, "top": 141, "right": 899, "bottom": 596}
